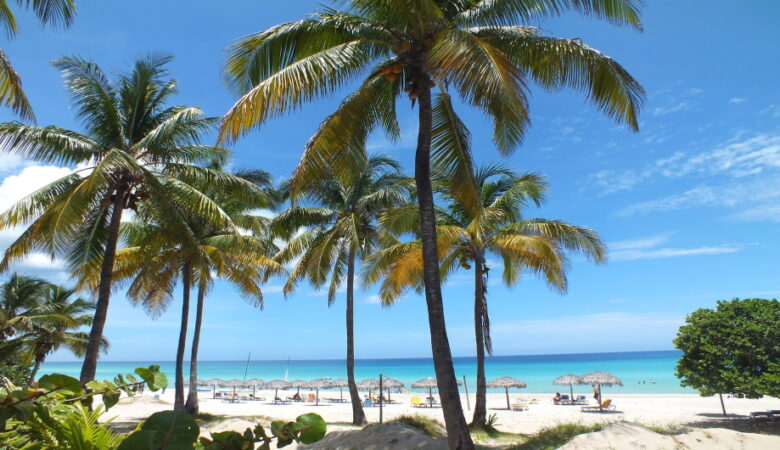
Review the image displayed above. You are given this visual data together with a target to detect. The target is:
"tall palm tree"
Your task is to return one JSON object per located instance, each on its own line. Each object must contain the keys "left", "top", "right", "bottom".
{"left": 111, "top": 170, "right": 283, "bottom": 412}
{"left": 272, "top": 155, "right": 406, "bottom": 425}
{"left": 363, "top": 165, "right": 606, "bottom": 428}
{"left": 220, "top": 2, "right": 644, "bottom": 445}
{"left": 0, "top": 55, "right": 253, "bottom": 384}
{"left": 23, "top": 285, "right": 106, "bottom": 385}
{"left": 0, "top": 0, "right": 77, "bottom": 120}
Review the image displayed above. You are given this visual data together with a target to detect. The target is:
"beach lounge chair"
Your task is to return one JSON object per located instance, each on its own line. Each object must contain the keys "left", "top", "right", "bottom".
{"left": 511, "top": 399, "right": 528, "bottom": 411}
{"left": 363, "top": 398, "right": 373, "bottom": 407}
{"left": 581, "top": 399, "right": 616, "bottom": 412}
{"left": 307, "top": 393, "right": 316, "bottom": 402}
{"left": 558, "top": 394, "right": 571, "bottom": 405}
{"left": 575, "top": 395, "right": 588, "bottom": 405}
{"left": 411, "top": 396, "right": 426, "bottom": 408}
{"left": 274, "top": 397, "right": 292, "bottom": 405}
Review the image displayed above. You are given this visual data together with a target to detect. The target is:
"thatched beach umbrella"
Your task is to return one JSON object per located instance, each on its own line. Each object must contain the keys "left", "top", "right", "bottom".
{"left": 224, "top": 378, "right": 245, "bottom": 396}
{"left": 579, "top": 371, "right": 623, "bottom": 411}
{"left": 357, "top": 378, "right": 380, "bottom": 398}
{"left": 487, "top": 377, "right": 527, "bottom": 410}
{"left": 246, "top": 378, "right": 264, "bottom": 396}
{"left": 289, "top": 379, "right": 308, "bottom": 396}
{"left": 206, "top": 378, "right": 222, "bottom": 398}
{"left": 303, "top": 378, "right": 332, "bottom": 405}
{"left": 412, "top": 377, "right": 462, "bottom": 407}
{"left": 553, "top": 374, "right": 583, "bottom": 401}
{"left": 382, "top": 377, "right": 404, "bottom": 401}
{"left": 328, "top": 378, "right": 349, "bottom": 402}
{"left": 265, "top": 379, "right": 292, "bottom": 400}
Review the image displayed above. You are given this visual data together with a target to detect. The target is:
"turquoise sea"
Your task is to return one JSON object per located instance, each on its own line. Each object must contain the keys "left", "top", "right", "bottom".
{"left": 41, "top": 350, "right": 691, "bottom": 394}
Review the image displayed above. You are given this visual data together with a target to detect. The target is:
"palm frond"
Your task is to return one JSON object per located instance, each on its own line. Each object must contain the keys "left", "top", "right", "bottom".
{"left": 0, "top": 49, "right": 34, "bottom": 120}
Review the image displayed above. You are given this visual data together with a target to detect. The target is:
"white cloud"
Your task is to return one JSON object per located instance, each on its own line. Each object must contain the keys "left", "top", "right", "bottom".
{"left": 728, "top": 97, "right": 747, "bottom": 104}
{"left": 364, "top": 294, "right": 382, "bottom": 304}
{"left": 608, "top": 234, "right": 741, "bottom": 261}
{"left": 0, "top": 153, "right": 27, "bottom": 173}
{"left": 652, "top": 101, "right": 690, "bottom": 116}
{"left": 0, "top": 165, "right": 73, "bottom": 213}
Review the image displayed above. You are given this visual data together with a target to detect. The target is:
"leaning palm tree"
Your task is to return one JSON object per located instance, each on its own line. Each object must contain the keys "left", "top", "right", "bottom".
{"left": 272, "top": 155, "right": 406, "bottom": 425}
{"left": 0, "top": 55, "right": 253, "bottom": 384}
{"left": 111, "top": 172, "right": 283, "bottom": 412}
{"left": 0, "top": 0, "right": 76, "bottom": 120}
{"left": 22, "top": 285, "right": 107, "bottom": 385}
{"left": 363, "top": 165, "right": 606, "bottom": 428}
{"left": 220, "top": 2, "right": 644, "bottom": 445}
{"left": 0, "top": 273, "right": 49, "bottom": 344}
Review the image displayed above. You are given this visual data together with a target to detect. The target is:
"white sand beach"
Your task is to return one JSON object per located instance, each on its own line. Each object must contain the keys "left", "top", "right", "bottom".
{"left": 105, "top": 389, "right": 780, "bottom": 446}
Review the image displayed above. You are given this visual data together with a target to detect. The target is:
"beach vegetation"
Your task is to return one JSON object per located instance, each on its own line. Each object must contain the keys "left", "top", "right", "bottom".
{"left": 507, "top": 423, "right": 605, "bottom": 449}
{"left": 674, "top": 298, "right": 780, "bottom": 415}
{"left": 0, "top": 273, "right": 105, "bottom": 386}
{"left": 0, "top": 55, "right": 255, "bottom": 386}
{"left": 391, "top": 414, "right": 447, "bottom": 439}
{"left": 363, "top": 165, "right": 605, "bottom": 428}
{"left": 271, "top": 155, "right": 407, "bottom": 425}
{"left": 221, "top": 1, "right": 644, "bottom": 445}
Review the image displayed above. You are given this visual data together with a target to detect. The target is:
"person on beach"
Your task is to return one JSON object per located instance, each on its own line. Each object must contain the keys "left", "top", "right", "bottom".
{"left": 552, "top": 392, "right": 561, "bottom": 404}
{"left": 593, "top": 385, "right": 601, "bottom": 403}
{"left": 292, "top": 392, "right": 301, "bottom": 401}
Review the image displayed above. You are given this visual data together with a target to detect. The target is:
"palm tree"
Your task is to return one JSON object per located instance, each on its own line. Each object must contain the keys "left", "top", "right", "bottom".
{"left": 220, "top": 2, "right": 644, "bottom": 445}
{"left": 0, "top": 273, "right": 49, "bottom": 345}
{"left": 0, "top": 0, "right": 76, "bottom": 120}
{"left": 363, "top": 165, "right": 606, "bottom": 428}
{"left": 272, "top": 155, "right": 406, "bottom": 425}
{"left": 0, "top": 55, "right": 253, "bottom": 384}
{"left": 23, "top": 285, "right": 106, "bottom": 385}
{"left": 112, "top": 169, "right": 283, "bottom": 412}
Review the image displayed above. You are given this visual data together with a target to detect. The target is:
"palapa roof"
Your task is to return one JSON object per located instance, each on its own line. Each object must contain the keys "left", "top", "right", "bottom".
{"left": 206, "top": 378, "right": 224, "bottom": 386}
{"left": 553, "top": 374, "right": 583, "bottom": 385}
{"left": 265, "top": 379, "right": 292, "bottom": 389}
{"left": 245, "top": 378, "right": 265, "bottom": 387}
{"left": 303, "top": 378, "right": 333, "bottom": 389}
{"left": 289, "top": 379, "right": 308, "bottom": 388}
{"left": 327, "top": 378, "right": 349, "bottom": 388}
{"left": 223, "top": 379, "right": 245, "bottom": 387}
{"left": 356, "top": 378, "right": 380, "bottom": 389}
{"left": 382, "top": 377, "right": 404, "bottom": 388}
{"left": 579, "top": 371, "right": 623, "bottom": 386}
{"left": 486, "top": 377, "right": 527, "bottom": 389}
{"left": 411, "top": 377, "right": 462, "bottom": 389}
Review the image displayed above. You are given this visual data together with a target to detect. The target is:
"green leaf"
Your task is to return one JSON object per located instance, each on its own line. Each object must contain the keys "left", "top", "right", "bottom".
{"left": 102, "top": 391, "right": 120, "bottom": 410}
{"left": 37, "top": 373, "right": 83, "bottom": 395}
{"left": 293, "top": 413, "right": 327, "bottom": 444}
{"left": 118, "top": 410, "right": 199, "bottom": 450}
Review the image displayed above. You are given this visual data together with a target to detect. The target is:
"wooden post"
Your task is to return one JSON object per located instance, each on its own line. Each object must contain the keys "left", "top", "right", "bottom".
{"left": 463, "top": 375, "right": 470, "bottom": 410}
{"left": 505, "top": 387, "right": 510, "bottom": 410}
{"left": 719, "top": 393, "right": 727, "bottom": 416}
{"left": 379, "top": 374, "right": 384, "bottom": 424}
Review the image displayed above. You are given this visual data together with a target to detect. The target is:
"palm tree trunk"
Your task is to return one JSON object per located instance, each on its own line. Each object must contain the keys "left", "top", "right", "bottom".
{"left": 471, "top": 254, "right": 487, "bottom": 428}
{"left": 79, "top": 186, "right": 126, "bottom": 385}
{"left": 185, "top": 280, "right": 206, "bottom": 414}
{"left": 414, "top": 79, "right": 474, "bottom": 450}
{"left": 28, "top": 354, "right": 44, "bottom": 386}
{"left": 174, "top": 261, "right": 192, "bottom": 411}
{"left": 346, "top": 248, "right": 367, "bottom": 425}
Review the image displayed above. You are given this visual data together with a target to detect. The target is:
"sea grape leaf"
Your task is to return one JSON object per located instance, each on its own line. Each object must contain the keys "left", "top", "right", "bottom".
{"left": 294, "top": 413, "right": 327, "bottom": 444}
{"left": 37, "top": 374, "right": 82, "bottom": 395}
{"left": 118, "top": 410, "right": 199, "bottom": 450}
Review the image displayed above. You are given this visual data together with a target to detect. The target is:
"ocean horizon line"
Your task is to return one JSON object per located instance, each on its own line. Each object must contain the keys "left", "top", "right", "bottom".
{"left": 44, "top": 348, "right": 680, "bottom": 364}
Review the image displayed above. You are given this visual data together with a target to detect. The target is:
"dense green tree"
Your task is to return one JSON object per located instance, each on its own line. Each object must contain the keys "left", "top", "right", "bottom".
{"left": 0, "top": 55, "right": 254, "bottom": 384}
{"left": 221, "top": 2, "right": 644, "bottom": 446}
{"left": 21, "top": 285, "right": 104, "bottom": 385}
{"left": 674, "top": 298, "right": 780, "bottom": 416}
{"left": 272, "top": 155, "right": 406, "bottom": 425}
{"left": 364, "top": 165, "right": 605, "bottom": 428}
{"left": 0, "top": 0, "right": 77, "bottom": 120}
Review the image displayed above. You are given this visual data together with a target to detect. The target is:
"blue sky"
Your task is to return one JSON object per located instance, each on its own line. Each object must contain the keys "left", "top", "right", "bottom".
{"left": 1, "top": 1, "right": 779, "bottom": 362}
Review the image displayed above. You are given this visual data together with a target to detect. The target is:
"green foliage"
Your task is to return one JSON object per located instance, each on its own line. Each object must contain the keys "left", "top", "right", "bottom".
{"left": 391, "top": 414, "right": 446, "bottom": 439}
{"left": 674, "top": 298, "right": 780, "bottom": 399}
{"left": 118, "top": 410, "right": 199, "bottom": 450}
{"left": 0, "top": 365, "right": 166, "bottom": 448}
{"left": 508, "top": 423, "right": 605, "bottom": 449}
{"left": 0, "top": 362, "right": 31, "bottom": 386}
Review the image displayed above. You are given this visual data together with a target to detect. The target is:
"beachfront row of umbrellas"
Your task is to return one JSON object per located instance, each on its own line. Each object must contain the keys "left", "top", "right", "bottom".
{"left": 187, "top": 371, "right": 623, "bottom": 409}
